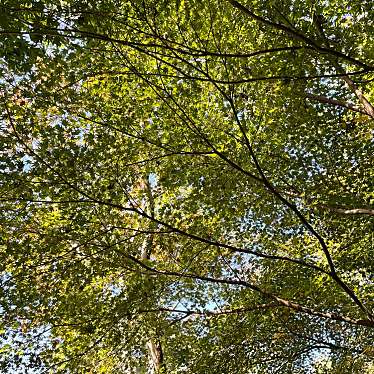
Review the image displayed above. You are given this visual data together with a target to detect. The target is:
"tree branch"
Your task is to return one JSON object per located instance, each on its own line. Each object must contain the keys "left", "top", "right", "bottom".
{"left": 226, "top": 0, "right": 373, "bottom": 71}
{"left": 305, "top": 93, "right": 369, "bottom": 115}
{"left": 318, "top": 205, "right": 374, "bottom": 216}
{"left": 125, "top": 254, "right": 374, "bottom": 328}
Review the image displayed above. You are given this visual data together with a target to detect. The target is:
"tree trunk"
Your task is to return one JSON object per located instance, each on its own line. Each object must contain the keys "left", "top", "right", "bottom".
{"left": 141, "top": 175, "right": 164, "bottom": 374}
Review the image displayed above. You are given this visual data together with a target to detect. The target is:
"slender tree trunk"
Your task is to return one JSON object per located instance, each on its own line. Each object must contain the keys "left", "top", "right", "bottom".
{"left": 339, "top": 73, "right": 374, "bottom": 118}
{"left": 146, "top": 338, "right": 164, "bottom": 373}
{"left": 141, "top": 175, "right": 164, "bottom": 374}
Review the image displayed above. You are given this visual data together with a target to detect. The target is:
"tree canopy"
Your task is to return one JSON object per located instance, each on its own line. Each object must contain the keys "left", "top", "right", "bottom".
{"left": 0, "top": 0, "right": 373, "bottom": 373}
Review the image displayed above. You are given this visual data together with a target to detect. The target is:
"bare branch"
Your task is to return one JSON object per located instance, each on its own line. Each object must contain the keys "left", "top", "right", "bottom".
{"left": 318, "top": 205, "right": 374, "bottom": 216}
{"left": 305, "top": 93, "right": 369, "bottom": 115}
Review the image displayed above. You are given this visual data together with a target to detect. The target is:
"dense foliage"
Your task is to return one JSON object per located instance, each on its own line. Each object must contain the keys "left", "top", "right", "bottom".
{"left": 0, "top": 0, "right": 373, "bottom": 372}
